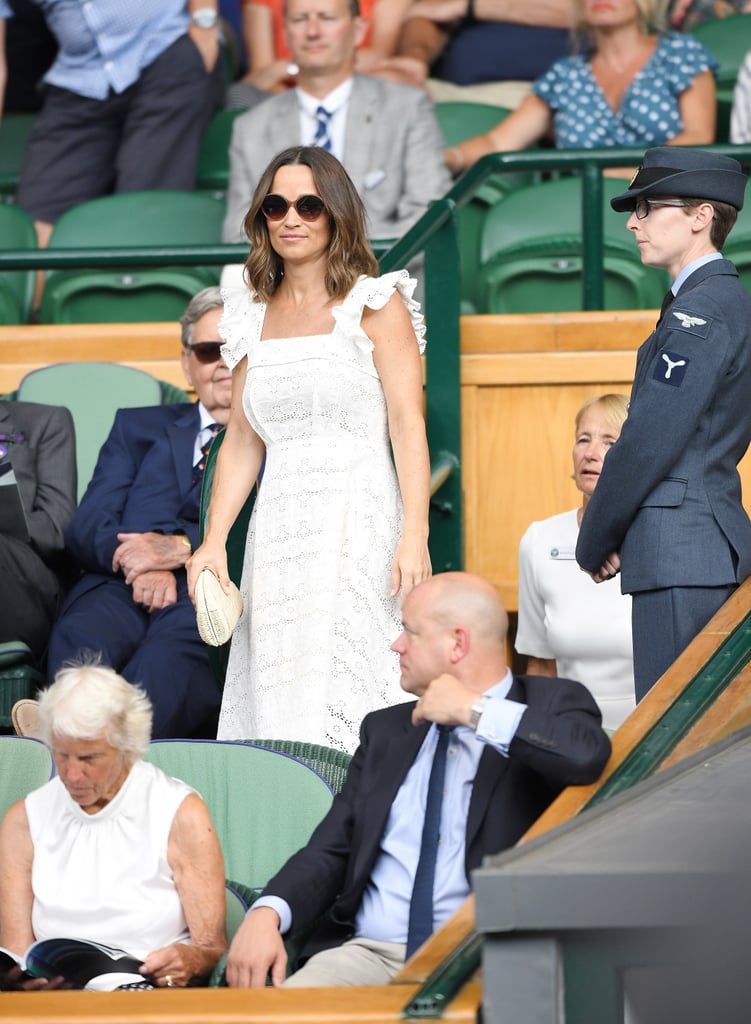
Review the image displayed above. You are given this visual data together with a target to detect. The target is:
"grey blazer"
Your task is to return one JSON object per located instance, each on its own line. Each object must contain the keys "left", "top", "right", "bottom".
{"left": 577, "top": 259, "right": 751, "bottom": 593}
{"left": 0, "top": 400, "right": 76, "bottom": 564}
{"left": 221, "top": 74, "right": 451, "bottom": 244}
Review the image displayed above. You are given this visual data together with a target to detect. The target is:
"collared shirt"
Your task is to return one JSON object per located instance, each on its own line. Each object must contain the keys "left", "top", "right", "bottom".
{"left": 296, "top": 78, "right": 352, "bottom": 163}
{"left": 672, "top": 250, "right": 723, "bottom": 296}
{"left": 0, "top": 0, "right": 191, "bottom": 100}
{"left": 255, "top": 671, "right": 526, "bottom": 938}
{"left": 193, "top": 402, "right": 219, "bottom": 465}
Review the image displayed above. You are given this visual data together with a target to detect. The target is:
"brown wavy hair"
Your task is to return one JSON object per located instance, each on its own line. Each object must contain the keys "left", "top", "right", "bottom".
{"left": 242, "top": 146, "right": 379, "bottom": 303}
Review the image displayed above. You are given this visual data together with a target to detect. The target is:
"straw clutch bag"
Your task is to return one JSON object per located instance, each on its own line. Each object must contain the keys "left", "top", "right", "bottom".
{"left": 195, "top": 568, "right": 243, "bottom": 647}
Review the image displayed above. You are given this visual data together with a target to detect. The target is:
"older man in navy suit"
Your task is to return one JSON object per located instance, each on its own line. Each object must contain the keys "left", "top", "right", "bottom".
{"left": 47, "top": 288, "right": 231, "bottom": 737}
{"left": 224, "top": 572, "right": 610, "bottom": 988}
{"left": 577, "top": 147, "right": 751, "bottom": 700}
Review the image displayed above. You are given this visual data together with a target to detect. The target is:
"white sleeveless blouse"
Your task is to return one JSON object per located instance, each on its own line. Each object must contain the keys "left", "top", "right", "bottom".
{"left": 26, "top": 760, "right": 193, "bottom": 959}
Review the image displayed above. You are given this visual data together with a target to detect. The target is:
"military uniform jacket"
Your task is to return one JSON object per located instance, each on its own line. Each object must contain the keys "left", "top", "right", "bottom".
{"left": 577, "top": 258, "right": 751, "bottom": 593}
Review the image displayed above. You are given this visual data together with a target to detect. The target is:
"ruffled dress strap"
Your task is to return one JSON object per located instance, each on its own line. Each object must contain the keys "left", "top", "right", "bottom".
{"left": 333, "top": 270, "right": 426, "bottom": 354}
{"left": 219, "top": 287, "right": 266, "bottom": 371}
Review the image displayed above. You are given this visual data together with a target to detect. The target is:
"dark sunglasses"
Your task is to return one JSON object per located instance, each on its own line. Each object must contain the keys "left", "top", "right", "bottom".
{"left": 189, "top": 342, "right": 223, "bottom": 363}
{"left": 260, "top": 193, "right": 326, "bottom": 222}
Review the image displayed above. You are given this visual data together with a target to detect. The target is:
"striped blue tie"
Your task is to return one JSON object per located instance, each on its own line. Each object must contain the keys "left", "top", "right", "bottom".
{"left": 313, "top": 105, "right": 333, "bottom": 151}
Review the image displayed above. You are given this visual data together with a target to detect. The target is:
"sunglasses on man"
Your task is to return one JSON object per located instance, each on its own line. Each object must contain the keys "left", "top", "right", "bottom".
{"left": 260, "top": 194, "right": 327, "bottom": 222}
{"left": 188, "top": 342, "right": 224, "bottom": 363}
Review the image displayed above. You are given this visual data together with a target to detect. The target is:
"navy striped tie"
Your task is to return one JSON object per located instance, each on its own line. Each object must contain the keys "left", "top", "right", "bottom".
{"left": 313, "top": 106, "right": 333, "bottom": 151}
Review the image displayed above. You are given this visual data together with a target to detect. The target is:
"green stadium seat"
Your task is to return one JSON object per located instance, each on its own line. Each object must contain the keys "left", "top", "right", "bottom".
{"left": 476, "top": 176, "right": 670, "bottom": 314}
{"left": 0, "top": 735, "right": 54, "bottom": 820}
{"left": 16, "top": 361, "right": 190, "bottom": 501}
{"left": 0, "top": 202, "right": 36, "bottom": 325}
{"left": 0, "top": 113, "right": 36, "bottom": 197}
{"left": 144, "top": 739, "right": 335, "bottom": 891}
{"left": 39, "top": 190, "right": 226, "bottom": 324}
{"left": 690, "top": 15, "right": 750, "bottom": 142}
{"left": 196, "top": 109, "right": 245, "bottom": 193}
{"left": 435, "top": 102, "right": 536, "bottom": 312}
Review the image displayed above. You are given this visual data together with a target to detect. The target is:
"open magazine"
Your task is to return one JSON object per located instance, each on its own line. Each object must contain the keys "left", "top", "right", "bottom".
{"left": 0, "top": 938, "right": 155, "bottom": 990}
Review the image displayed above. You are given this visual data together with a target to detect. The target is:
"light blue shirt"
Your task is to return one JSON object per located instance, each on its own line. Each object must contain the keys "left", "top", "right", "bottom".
{"left": 0, "top": 0, "right": 191, "bottom": 99}
{"left": 256, "top": 672, "right": 526, "bottom": 939}
{"left": 672, "top": 251, "right": 724, "bottom": 295}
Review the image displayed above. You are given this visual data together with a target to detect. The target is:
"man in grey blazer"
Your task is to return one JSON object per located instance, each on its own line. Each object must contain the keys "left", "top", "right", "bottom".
{"left": 221, "top": 0, "right": 451, "bottom": 246}
{"left": 0, "top": 400, "right": 76, "bottom": 663}
{"left": 577, "top": 147, "right": 751, "bottom": 701}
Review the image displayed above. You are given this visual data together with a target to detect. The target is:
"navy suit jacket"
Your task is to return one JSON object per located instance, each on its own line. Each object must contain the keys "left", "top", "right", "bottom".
{"left": 64, "top": 403, "right": 202, "bottom": 585}
{"left": 577, "top": 259, "right": 751, "bottom": 593}
{"left": 260, "top": 675, "right": 611, "bottom": 959}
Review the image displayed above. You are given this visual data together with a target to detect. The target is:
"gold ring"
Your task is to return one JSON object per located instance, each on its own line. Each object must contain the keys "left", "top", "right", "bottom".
{"left": 165, "top": 975, "right": 175, "bottom": 988}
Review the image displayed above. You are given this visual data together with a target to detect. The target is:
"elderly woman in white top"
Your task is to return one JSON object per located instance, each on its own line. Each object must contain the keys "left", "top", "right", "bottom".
{"left": 515, "top": 394, "right": 636, "bottom": 732}
{"left": 0, "top": 663, "right": 226, "bottom": 990}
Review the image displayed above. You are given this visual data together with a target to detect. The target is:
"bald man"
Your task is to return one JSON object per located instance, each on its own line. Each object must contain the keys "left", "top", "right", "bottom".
{"left": 226, "top": 571, "right": 611, "bottom": 988}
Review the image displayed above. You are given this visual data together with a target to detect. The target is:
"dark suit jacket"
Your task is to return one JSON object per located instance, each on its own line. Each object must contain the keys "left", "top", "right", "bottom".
{"left": 577, "top": 259, "right": 751, "bottom": 593}
{"left": 261, "top": 675, "right": 611, "bottom": 958}
{"left": 0, "top": 400, "right": 76, "bottom": 655}
{"left": 64, "top": 403, "right": 202, "bottom": 584}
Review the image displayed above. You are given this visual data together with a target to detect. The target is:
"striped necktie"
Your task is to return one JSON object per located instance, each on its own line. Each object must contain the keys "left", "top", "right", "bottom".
{"left": 191, "top": 423, "right": 221, "bottom": 487}
{"left": 313, "top": 105, "right": 333, "bottom": 151}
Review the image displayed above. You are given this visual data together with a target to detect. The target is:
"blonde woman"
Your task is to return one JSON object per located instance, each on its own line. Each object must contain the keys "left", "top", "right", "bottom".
{"left": 516, "top": 395, "right": 635, "bottom": 732}
{"left": 446, "top": 0, "right": 718, "bottom": 174}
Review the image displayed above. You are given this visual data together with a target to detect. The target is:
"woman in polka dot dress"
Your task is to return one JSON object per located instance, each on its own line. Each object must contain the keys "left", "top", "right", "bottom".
{"left": 445, "top": 0, "right": 718, "bottom": 175}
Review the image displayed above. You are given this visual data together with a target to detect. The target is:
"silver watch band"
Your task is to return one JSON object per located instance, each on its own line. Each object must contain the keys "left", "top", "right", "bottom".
{"left": 469, "top": 695, "right": 490, "bottom": 731}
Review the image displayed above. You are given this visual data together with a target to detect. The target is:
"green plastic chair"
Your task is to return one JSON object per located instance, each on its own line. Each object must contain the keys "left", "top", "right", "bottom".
{"left": 434, "top": 102, "right": 535, "bottom": 313}
{"left": 196, "top": 109, "right": 245, "bottom": 193}
{"left": 16, "top": 361, "right": 190, "bottom": 501}
{"left": 0, "top": 735, "right": 55, "bottom": 822}
{"left": 691, "top": 14, "right": 749, "bottom": 142}
{"left": 39, "top": 190, "right": 226, "bottom": 324}
{"left": 476, "top": 176, "right": 670, "bottom": 313}
{"left": 0, "top": 112, "right": 36, "bottom": 196}
{"left": 248, "top": 739, "right": 352, "bottom": 794}
{"left": 199, "top": 430, "right": 256, "bottom": 684}
{"left": 0, "top": 202, "right": 36, "bottom": 324}
{"left": 144, "top": 739, "right": 335, "bottom": 891}
{"left": 0, "top": 641, "right": 44, "bottom": 732}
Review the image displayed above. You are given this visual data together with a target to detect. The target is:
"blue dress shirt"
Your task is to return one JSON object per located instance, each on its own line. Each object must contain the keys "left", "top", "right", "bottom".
{"left": 0, "top": 0, "right": 191, "bottom": 99}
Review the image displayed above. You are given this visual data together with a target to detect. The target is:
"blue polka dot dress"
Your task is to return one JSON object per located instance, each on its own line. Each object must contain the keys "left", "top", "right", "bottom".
{"left": 533, "top": 33, "right": 718, "bottom": 148}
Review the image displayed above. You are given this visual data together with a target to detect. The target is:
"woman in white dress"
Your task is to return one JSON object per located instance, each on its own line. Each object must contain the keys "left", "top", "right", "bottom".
{"left": 515, "top": 394, "right": 635, "bottom": 732}
{"left": 187, "top": 146, "right": 431, "bottom": 752}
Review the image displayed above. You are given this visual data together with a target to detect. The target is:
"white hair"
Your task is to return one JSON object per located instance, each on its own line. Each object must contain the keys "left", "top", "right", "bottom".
{"left": 38, "top": 661, "right": 153, "bottom": 762}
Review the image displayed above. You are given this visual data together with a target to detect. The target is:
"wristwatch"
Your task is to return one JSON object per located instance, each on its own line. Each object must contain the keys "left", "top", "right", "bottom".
{"left": 191, "top": 7, "right": 219, "bottom": 29}
{"left": 468, "top": 695, "right": 490, "bottom": 731}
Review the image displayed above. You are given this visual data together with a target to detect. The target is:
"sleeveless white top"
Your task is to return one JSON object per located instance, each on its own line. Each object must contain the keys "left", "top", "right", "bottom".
{"left": 26, "top": 760, "right": 193, "bottom": 959}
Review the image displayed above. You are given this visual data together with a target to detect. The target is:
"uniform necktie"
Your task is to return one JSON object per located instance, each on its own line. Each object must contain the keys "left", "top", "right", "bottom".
{"left": 658, "top": 287, "right": 675, "bottom": 325}
{"left": 313, "top": 106, "right": 333, "bottom": 151}
{"left": 192, "top": 423, "right": 221, "bottom": 487}
{"left": 406, "top": 725, "right": 453, "bottom": 959}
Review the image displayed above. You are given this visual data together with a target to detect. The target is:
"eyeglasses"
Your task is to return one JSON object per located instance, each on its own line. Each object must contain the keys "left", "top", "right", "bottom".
{"left": 188, "top": 342, "right": 224, "bottom": 363}
{"left": 260, "top": 194, "right": 326, "bottom": 222}
{"left": 633, "top": 198, "right": 689, "bottom": 220}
